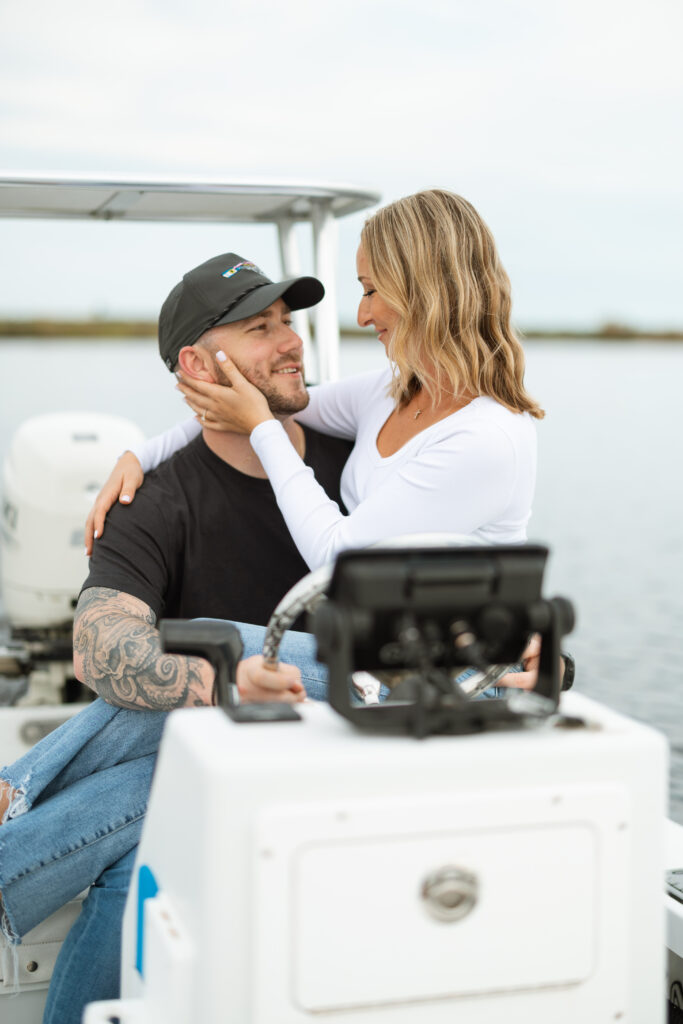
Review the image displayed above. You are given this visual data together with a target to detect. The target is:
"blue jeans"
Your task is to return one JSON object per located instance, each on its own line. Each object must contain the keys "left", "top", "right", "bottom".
{"left": 0, "top": 622, "right": 325, "bottom": 1024}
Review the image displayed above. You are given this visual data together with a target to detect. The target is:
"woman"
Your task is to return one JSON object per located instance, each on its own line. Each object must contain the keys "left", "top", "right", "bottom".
{"left": 0, "top": 190, "right": 544, "bottom": 1023}
{"left": 88, "top": 189, "right": 543, "bottom": 569}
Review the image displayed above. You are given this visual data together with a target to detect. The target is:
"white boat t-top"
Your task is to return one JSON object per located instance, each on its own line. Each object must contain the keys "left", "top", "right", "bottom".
{"left": 0, "top": 172, "right": 381, "bottom": 384}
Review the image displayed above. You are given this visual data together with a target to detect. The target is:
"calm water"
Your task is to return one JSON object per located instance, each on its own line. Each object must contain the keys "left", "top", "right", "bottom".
{"left": 1, "top": 335, "right": 683, "bottom": 820}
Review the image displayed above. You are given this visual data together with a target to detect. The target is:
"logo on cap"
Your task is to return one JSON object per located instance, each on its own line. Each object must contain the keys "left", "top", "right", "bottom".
{"left": 222, "top": 261, "right": 261, "bottom": 279}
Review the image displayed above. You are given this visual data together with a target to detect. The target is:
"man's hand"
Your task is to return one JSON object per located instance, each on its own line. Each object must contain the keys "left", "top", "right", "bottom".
{"left": 236, "top": 655, "right": 305, "bottom": 703}
{"left": 85, "top": 452, "right": 144, "bottom": 555}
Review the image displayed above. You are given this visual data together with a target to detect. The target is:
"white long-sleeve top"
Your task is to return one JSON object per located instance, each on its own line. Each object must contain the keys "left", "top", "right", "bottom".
{"left": 133, "top": 367, "right": 537, "bottom": 571}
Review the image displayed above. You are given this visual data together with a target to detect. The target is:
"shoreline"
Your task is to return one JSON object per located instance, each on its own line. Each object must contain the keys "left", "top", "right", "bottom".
{"left": 0, "top": 320, "right": 682, "bottom": 342}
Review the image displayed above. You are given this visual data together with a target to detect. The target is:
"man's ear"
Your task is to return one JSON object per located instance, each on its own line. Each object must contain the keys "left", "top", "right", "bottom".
{"left": 176, "top": 346, "right": 216, "bottom": 382}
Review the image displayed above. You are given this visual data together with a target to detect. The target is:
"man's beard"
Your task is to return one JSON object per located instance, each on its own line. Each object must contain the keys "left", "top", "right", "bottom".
{"left": 213, "top": 357, "right": 310, "bottom": 416}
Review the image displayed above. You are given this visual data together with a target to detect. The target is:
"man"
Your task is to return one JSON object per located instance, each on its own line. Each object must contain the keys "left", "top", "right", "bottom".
{"left": 1, "top": 253, "right": 351, "bottom": 1024}
{"left": 75, "top": 252, "right": 352, "bottom": 710}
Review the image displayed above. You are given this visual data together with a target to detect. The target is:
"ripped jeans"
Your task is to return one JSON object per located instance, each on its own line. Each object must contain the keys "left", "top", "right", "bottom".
{"left": 0, "top": 622, "right": 327, "bottom": 1024}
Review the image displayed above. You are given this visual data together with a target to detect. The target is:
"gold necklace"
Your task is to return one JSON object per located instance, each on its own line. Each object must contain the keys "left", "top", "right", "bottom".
{"left": 413, "top": 408, "right": 422, "bottom": 420}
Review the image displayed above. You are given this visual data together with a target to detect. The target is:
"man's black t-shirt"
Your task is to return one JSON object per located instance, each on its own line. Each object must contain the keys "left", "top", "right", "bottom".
{"left": 82, "top": 427, "right": 352, "bottom": 626}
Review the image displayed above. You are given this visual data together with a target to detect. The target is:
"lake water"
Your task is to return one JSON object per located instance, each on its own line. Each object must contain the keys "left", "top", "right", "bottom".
{"left": 1, "top": 335, "right": 683, "bottom": 821}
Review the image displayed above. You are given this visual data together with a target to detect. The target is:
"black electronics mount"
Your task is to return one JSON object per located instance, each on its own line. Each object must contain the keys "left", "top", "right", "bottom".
{"left": 314, "top": 544, "right": 574, "bottom": 737}
{"left": 160, "top": 543, "right": 574, "bottom": 738}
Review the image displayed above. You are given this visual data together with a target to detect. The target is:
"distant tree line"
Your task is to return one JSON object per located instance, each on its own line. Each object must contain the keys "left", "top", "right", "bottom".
{"left": 0, "top": 319, "right": 682, "bottom": 341}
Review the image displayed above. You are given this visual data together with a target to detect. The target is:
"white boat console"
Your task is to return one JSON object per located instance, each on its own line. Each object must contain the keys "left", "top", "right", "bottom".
{"left": 85, "top": 543, "right": 667, "bottom": 1024}
{"left": 85, "top": 691, "right": 667, "bottom": 1024}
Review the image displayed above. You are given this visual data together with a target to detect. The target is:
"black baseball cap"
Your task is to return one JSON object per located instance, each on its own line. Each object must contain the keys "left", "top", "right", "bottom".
{"left": 158, "top": 252, "right": 325, "bottom": 370}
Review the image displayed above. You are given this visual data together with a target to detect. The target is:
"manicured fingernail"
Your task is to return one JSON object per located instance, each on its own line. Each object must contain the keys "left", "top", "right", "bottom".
{"left": 121, "top": 495, "right": 131, "bottom": 503}
{"left": 216, "top": 350, "right": 227, "bottom": 362}
{"left": 93, "top": 530, "right": 99, "bottom": 539}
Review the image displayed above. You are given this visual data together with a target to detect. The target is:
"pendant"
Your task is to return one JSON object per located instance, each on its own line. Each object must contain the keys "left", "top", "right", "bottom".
{"left": 414, "top": 408, "right": 422, "bottom": 419}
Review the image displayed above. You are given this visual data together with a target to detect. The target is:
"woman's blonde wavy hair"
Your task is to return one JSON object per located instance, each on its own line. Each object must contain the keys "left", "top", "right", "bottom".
{"left": 360, "top": 189, "right": 544, "bottom": 419}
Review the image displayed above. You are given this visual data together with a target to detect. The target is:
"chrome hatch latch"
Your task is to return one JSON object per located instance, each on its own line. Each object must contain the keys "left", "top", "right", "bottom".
{"left": 420, "top": 865, "right": 479, "bottom": 923}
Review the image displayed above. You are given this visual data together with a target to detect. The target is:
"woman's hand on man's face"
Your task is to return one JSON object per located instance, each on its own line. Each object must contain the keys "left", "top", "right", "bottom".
{"left": 176, "top": 352, "right": 273, "bottom": 434}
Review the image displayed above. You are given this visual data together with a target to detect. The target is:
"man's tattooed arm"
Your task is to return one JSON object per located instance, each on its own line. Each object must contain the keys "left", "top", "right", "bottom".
{"left": 73, "top": 587, "right": 214, "bottom": 710}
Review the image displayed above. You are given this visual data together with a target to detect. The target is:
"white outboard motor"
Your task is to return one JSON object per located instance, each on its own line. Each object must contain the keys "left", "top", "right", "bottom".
{"left": 1, "top": 412, "right": 145, "bottom": 628}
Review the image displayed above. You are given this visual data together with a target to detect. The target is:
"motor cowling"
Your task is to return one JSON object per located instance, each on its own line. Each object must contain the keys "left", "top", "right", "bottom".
{"left": 1, "top": 412, "right": 144, "bottom": 628}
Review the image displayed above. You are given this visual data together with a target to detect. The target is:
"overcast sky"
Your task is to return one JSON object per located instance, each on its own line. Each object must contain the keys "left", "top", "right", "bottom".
{"left": 0, "top": 0, "right": 681, "bottom": 328}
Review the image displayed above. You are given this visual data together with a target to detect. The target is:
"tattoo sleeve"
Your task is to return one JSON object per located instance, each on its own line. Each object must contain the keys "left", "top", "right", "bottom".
{"left": 73, "top": 587, "right": 214, "bottom": 711}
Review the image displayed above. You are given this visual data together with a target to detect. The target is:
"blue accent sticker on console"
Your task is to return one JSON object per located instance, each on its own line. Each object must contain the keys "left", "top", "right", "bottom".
{"left": 136, "top": 864, "right": 159, "bottom": 976}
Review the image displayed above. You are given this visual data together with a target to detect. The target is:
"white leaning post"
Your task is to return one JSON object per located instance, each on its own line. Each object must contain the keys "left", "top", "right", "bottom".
{"left": 276, "top": 217, "right": 317, "bottom": 382}
{"left": 311, "top": 200, "right": 339, "bottom": 384}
